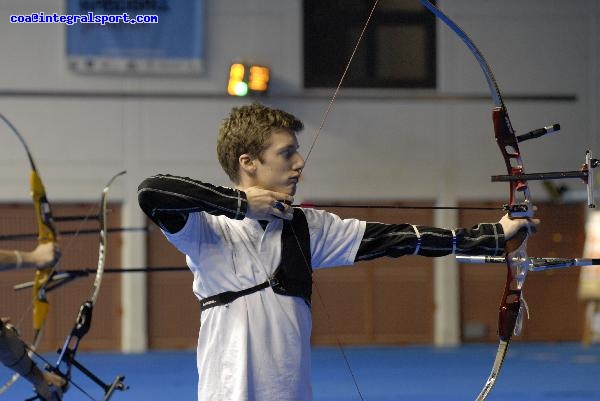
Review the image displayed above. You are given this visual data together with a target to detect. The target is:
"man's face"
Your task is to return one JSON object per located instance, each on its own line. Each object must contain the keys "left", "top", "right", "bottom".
{"left": 253, "top": 129, "right": 305, "bottom": 195}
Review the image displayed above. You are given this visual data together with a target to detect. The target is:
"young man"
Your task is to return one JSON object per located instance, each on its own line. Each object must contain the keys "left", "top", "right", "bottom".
{"left": 138, "top": 103, "right": 537, "bottom": 401}
{"left": 0, "top": 242, "right": 65, "bottom": 401}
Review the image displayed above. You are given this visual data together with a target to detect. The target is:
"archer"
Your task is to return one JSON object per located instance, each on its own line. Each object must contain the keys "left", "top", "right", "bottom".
{"left": 137, "top": 102, "right": 538, "bottom": 401}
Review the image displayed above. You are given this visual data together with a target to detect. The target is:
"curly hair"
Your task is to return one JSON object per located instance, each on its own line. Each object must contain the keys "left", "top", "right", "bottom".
{"left": 217, "top": 103, "right": 304, "bottom": 183}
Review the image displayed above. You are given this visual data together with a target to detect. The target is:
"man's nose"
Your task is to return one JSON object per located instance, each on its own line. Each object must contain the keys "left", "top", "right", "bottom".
{"left": 294, "top": 153, "right": 306, "bottom": 171}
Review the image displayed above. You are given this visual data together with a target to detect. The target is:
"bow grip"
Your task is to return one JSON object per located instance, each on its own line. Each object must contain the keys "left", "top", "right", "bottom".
{"left": 72, "top": 301, "right": 94, "bottom": 338}
{"left": 498, "top": 290, "right": 521, "bottom": 341}
{"left": 32, "top": 269, "right": 51, "bottom": 331}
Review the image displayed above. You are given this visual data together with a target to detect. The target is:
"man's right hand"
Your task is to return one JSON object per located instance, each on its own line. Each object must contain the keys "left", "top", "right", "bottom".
{"left": 243, "top": 187, "right": 294, "bottom": 221}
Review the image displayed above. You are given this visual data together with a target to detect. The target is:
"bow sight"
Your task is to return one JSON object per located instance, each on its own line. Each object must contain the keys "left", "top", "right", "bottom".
{"left": 491, "top": 122, "right": 597, "bottom": 210}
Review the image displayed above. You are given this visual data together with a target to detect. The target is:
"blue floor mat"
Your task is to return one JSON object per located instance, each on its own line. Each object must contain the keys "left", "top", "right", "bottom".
{"left": 2, "top": 342, "right": 599, "bottom": 401}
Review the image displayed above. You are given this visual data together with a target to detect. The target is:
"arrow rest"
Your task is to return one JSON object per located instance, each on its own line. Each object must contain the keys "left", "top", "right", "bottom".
{"left": 502, "top": 203, "right": 529, "bottom": 216}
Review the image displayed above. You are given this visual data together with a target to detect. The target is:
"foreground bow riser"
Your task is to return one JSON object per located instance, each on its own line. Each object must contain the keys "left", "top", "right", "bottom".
{"left": 418, "top": 1, "right": 598, "bottom": 401}
{"left": 492, "top": 108, "right": 531, "bottom": 342}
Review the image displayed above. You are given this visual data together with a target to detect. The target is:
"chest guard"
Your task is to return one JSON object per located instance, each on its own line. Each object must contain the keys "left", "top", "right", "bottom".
{"left": 270, "top": 208, "right": 313, "bottom": 304}
{"left": 200, "top": 208, "right": 312, "bottom": 311}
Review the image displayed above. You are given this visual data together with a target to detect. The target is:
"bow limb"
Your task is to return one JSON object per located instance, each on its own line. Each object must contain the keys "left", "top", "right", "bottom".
{"left": 90, "top": 171, "right": 126, "bottom": 306}
{"left": 0, "top": 114, "right": 59, "bottom": 395}
{"left": 53, "top": 171, "right": 127, "bottom": 400}
{"left": 418, "top": 2, "right": 533, "bottom": 400}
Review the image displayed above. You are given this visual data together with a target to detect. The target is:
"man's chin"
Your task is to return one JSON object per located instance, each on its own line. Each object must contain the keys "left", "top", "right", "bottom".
{"left": 270, "top": 183, "right": 297, "bottom": 196}
{"left": 277, "top": 187, "right": 296, "bottom": 197}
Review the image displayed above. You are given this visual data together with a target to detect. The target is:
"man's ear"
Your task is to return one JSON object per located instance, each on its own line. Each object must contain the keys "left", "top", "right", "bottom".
{"left": 238, "top": 154, "right": 257, "bottom": 175}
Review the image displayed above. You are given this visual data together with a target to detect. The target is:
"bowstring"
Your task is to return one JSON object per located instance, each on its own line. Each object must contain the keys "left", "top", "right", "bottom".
{"left": 292, "top": 2, "right": 380, "bottom": 400}
{"left": 302, "top": 0, "right": 380, "bottom": 168}
{"left": 286, "top": 221, "right": 365, "bottom": 401}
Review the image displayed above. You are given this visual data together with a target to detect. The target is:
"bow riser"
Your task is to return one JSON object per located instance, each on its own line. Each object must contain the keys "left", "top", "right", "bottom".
{"left": 492, "top": 86, "right": 532, "bottom": 356}
{"left": 30, "top": 170, "right": 58, "bottom": 333}
{"left": 493, "top": 108, "right": 532, "bottom": 219}
{"left": 493, "top": 107, "right": 533, "bottom": 294}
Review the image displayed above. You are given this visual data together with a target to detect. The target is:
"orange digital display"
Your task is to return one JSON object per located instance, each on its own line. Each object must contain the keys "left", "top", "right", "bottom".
{"left": 227, "top": 63, "right": 269, "bottom": 96}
